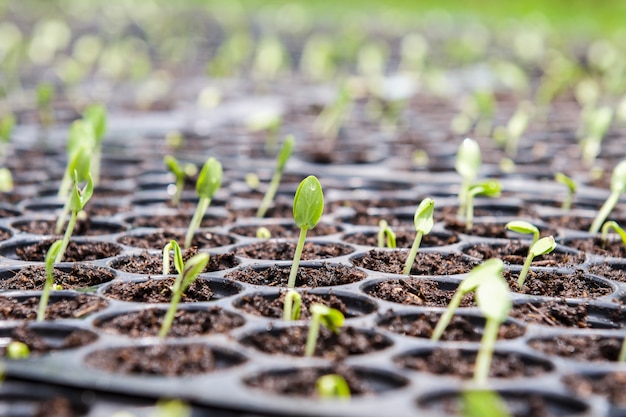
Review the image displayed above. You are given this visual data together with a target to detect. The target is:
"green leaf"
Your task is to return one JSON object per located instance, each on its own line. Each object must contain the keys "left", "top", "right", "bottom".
{"left": 0, "top": 113, "right": 16, "bottom": 143}
{"left": 602, "top": 221, "right": 626, "bottom": 247}
{"left": 45, "top": 240, "right": 63, "bottom": 276}
{"left": 83, "top": 104, "right": 107, "bottom": 142}
{"left": 462, "top": 389, "right": 510, "bottom": 417}
{"left": 6, "top": 341, "right": 30, "bottom": 359}
{"left": 181, "top": 252, "right": 210, "bottom": 291}
{"left": 196, "top": 157, "right": 223, "bottom": 199}
{"left": 458, "top": 258, "right": 504, "bottom": 293}
{"left": 413, "top": 197, "right": 435, "bottom": 234}
{"left": 555, "top": 172, "right": 577, "bottom": 193}
{"left": 0, "top": 168, "right": 13, "bottom": 192}
{"left": 69, "top": 171, "right": 93, "bottom": 212}
{"left": 283, "top": 289, "right": 302, "bottom": 321}
{"left": 293, "top": 176, "right": 324, "bottom": 230}
{"left": 67, "top": 120, "right": 95, "bottom": 156}
{"left": 505, "top": 220, "right": 539, "bottom": 243}
{"left": 164, "top": 155, "right": 184, "bottom": 178}
{"left": 611, "top": 159, "right": 626, "bottom": 193}
{"left": 529, "top": 236, "right": 556, "bottom": 257}
{"left": 310, "top": 303, "right": 344, "bottom": 333}
{"left": 476, "top": 273, "right": 511, "bottom": 322}
{"left": 455, "top": 138, "right": 481, "bottom": 181}
{"left": 276, "top": 135, "right": 294, "bottom": 171}
{"left": 316, "top": 374, "right": 351, "bottom": 400}
{"left": 171, "top": 240, "right": 183, "bottom": 274}
{"left": 469, "top": 179, "right": 501, "bottom": 197}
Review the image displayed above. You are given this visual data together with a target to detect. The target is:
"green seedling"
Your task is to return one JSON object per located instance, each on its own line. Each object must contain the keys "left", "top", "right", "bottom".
{"left": 82, "top": 104, "right": 107, "bottom": 184}
{"left": 377, "top": 220, "right": 396, "bottom": 249}
{"left": 601, "top": 221, "right": 626, "bottom": 250}
{"left": 503, "top": 101, "right": 532, "bottom": 158}
{"left": 252, "top": 36, "right": 288, "bottom": 81}
{"left": 462, "top": 388, "right": 510, "bottom": 417}
{"left": 0, "top": 168, "right": 13, "bottom": 192}
{"left": 153, "top": 399, "right": 192, "bottom": 417}
{"left": 162, "top": 240, "right": 179, "bottom": 275}
{"left": 164, "top": 156, "right": 197, "bottom": 207}
{"left": 431, "top": 259, "right": 504, "bottom": 342}
{"left": 300, "top": 34, "right": 335, "bottom": 81}
{"left": 245, "top": 173, "right": 260, "bottom": 190}
{"left": 305, "top": 303, "right": 344, "bottom": 357}
{"left": 283, "top": 289, "right": 302, "bottom": 321}
{"left": 0, "top": 112, "right": 15, "bottom": 162}
{"left": 517, "top": 236, "right": 557, "bottom": 288}
{"left": 184, "top": 157, "right": 222, "bottom": 249}
{"left": 55, "top": 171, "right": 93, "bottom": 263}
{"left": 403, "top": 198, "right": 435, "bottom": 275}
{"left": 505, "top": 221, "right": 539, "bottom": 245}
{"left": 57, "top": 119, "right": 95, "bottom": 202}
{"left": 580, "top": 106, "right": 613, "bottom": 167}
{"left": 555, "top": 172, "right": 577, "bottom": 211}
{"left": 256, "top": 135, "right": 294, "bottom": 218}
{"left": 55, "top": 144, "right": 92, "bottom": 234}
{"left": 316, "top": 374, "right": 351, "bottom": 400}
{"left": 37, "top": 240, "right": 63, "bottom": 321}
{"left": 455, "top": 138, "right": 481, "bottom": 218}
{"left": 590, "top": 159, "right": 626, "bottom": 234}
{"left": 465, "top": 180, "right": 501, "bottom": 231}
{"left": 314, "top": 84, "right": 352, "bottom": 141}
{"left": 474, "top": 266, "right": 511, "bottom": 385}
{"left": 6, "top": 341, "right": 30, "bottom": 359}
{"left": 36, "top": 82, "right": 55, "bottom": 133}
{"left": 287, "top": 176, "right": 324, "bottom": 288}
{"left": 256, "top": 227, "right": 271, "bottom": 239}
{"left": 159, "top": 240, "right": 209, "bottom": 338}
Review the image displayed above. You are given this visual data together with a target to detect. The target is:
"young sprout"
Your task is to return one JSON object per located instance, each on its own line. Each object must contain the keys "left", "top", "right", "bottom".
{"left": 305, "top": 303, "right": 344, "bottom": 357}
{"left": 403, "top": 198, "right": 435, "bottom": 275}
{"left": 431, "top": 259, "right": 504, "bottom": 342}
{"left": 580, "top": 106, "right": 613, "bottom": 167}
{"left": 517, "top": 236, "right": 557, "bottom": 288}
{"left": 555, "top": 172, "right": 577, "bottom": 211}
{"left": 462, "top": 389, "right": 510, "bottom": 417}
{"left": 601, "top": 221, "right": 626, "bottom": 250}
{"left": 465, "top": 179, "right": 501, "bottom": 231}
{"left": 37, "top": 240, "right": 63, "bottom": 322}
{"left": 55, "top": 171, "right": 94, "bottom": 263}
{"left": 57, "top": 119, "right": 95, "bottom": 202}
{"left": 256, "top": 227, "right": 272, "bottom": 239}
{"left": 283, "top": 289, "right": 302, "bottom": 321}
{"left": 159, "top": 241, "right": 210, "bottom": 338}
{"left": 287, "top": 176, "right": 324, "bottom": 288}
{"left": 503, "top": 101, "right": 532, "bottom": 158}
{"left": 0, "top": 168, "right": 13, "bottom": 192}
{"left": 36, "top": 82, "right": 55, "bottom": 134}
{"left": 82, "top": 104, "right": 107, "bottom": 185}
{"left": 316, "top": 374, "right": 351, "bottom": 400}
{"left": 590, "top": 159, "right": 626, "bottom": 233}
{"left": 164, "top": 156, "right": 197, "bottom": 207}
{"left": 162, "top": 240, "right": 179, "bottom": 275}
{"left": 474, "top": 267, "right": 511, "bottom": 385}
{"left": 377, "top": 219, "right": 397, "bottom": 249}
{"left": 455, "top": 138, "right": 481, "bottom": 218}
{"left": 256, "top": 135, "right": 294, "bottom": 218}
{"left": 6, "top": 341, "right": 30, "bottom": 359}
{"left": 314, "top": 84, "right": 352, "bottom": 141}
{"left": 504, "top": 220, "right": 539, "bottom": 245}
{"left": 184, "top": 157, "right": 222, "bottom": 249}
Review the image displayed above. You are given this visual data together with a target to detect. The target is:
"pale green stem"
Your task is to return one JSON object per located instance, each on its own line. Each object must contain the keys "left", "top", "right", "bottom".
{"left": 159, "top": 289, "right": 182, "bottom": 339}
{"left": 55, "top": 210, "right": 77, "bottom": 263}
{"left": 473, "top": 318, "right": 500, "bottom": 385}
{"left": 561, "top": 192, "right": 573, "bottom": 212}
{"left": 465, "top": 197, "right": 475, "bottom": 231}
{"left": 431, "top": 291, "right": 465, "bottom": 341}
{"left": 287, "top": 227, "right": 308, "bottom": 288}
{"left": 57, "top": 171, "right": 71, "bottom": 200}
{"left": 36, "top": 270, "right": 55, "bottom": 321}
{"left": 403, "top": 231, "right": 423, "bottom": 275}
{"left": 91, "top": 147, "right": 101, "bottom": 186}
{"left": 590, "top": 191, "right": 620, "bottom": 234}
{"left": 619, "top": 338, "right": 626, "bottom": 362}
{"left": 458, "top": 180, "right": 470, "bottom": 220}
{"left": 172, "top": 177, "right": 184, "bottom": 207}
{"left": 162, "top": 243, "right": 172, "bottom": 275}
{"left": 256, "top": 170, "right": 282, "bottom": 218}
{"left": 55, "top": 195, "right": 71, "bottom": 234}
{"left": 305, "top": 314, "right": 320, "bottom": 357}
{"left": 184, "top": 197, "right": 210, "bottom": 249}
{"left": 517, "top": 253, "right": 534, "bottom": 288}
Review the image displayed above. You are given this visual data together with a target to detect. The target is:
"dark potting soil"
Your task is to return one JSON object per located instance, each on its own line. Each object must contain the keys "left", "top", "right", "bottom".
{"left": 0, "top": 294, "right": 108, "bottom": 320}
{"left": 0, "top": 228, "right": 11, "bottom": 241}
{"left": 85, "top": 203, "right": 130, "bottom": 217}
{"left": 0, "top": 326, "right": 97, "bottom": 355}
{"left": 103, "top": 277, "right": 213, "bottom": 303}
{"left": 33, "top": 397, "right": 79, "bottom": 417}
{"left": 229, "top": 222, "right": 342, "bottom": 238}
{"left": 129, "top": 214, "right": 229, "bottom": 229}
{"left": 0, "top": 264, "right": 115, "bottom": 290}
{"left": 225, "top": 263, "right": 367, "bottom": 287}
{"left": 342, "top": 230, "right": 460, "bottom": 248}
{"left": 117, "top": 230, "right": 234, "bottom": 250}
{"left": 242, "top": 326, "right": 391, "bottom": 359}
{"left": 509, "top": 300, "right": 626, "bottom": 328}
{"left": 342, "top": 212, "right": 412, "bottom": 227}
{"left": 245, "top": 363, "right": 375, "bottom": 397}
{"left": 109, "top": 250, "right": 239, "bottom": 275}
{"left": 442, "top": 218, "right": 509, "bottom": 238}
{"left": 15, "top": 240, "right": 121, "bottom": 262}
{"left": 234, "top": 240, "right": 354, "bottom": 260}
{"left": 378, "top": 311, "right": 525, "bottom": 342}
{"left": 84, "top": 344, "right": 231, "bottom": 376}
{"left": 97, "top": 307, "right": 244, "bottom": 337}
{"left": 588, "top": 263, "right": 626, "bottom": 282}
{"left": 564, "top": 237, "right": 626, "bottom": 258}
{"left": 351, "top": 250, "right": 476, "bottom": 275}
{"left": 503, "top": 269, "right": 613, "bottom": 299}
{"left": 562, "top": 372, "right": 626, "bottom": 407}
{"left": 366, "top": 278, "right": 475, "bottom": 307}
{"left": 12, "top": 218, "right": 123, "bottom": 236}
{"left": 395, "top": 348, "right": 552, "bottom": 378}
{"left": 228, "top": 203, "right": 293, "bottom": 219}
{"left": 463, "top": 241, "right": 585, "bottom": 267}
{"left": 236, "top": 291, "right": 350, "bottom": 320}
{"left": 528, "top": 334, "right": 622, "bottom": 362}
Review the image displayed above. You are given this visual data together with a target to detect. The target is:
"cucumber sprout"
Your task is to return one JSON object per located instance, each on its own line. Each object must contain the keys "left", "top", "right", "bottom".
{"left": 256, "top": 135, "right": 294, "bottom": 218}
{"left": 184, "top": 157, "right": 222, "bottom": 249}
{"left": 517, "top": 236, "right": 557, "bottom": 288}
{"left": 283, "top": 289, "right": 302, "bottom": 321}
{"left": 589, "top": 159, "right": 626, "bottom": 233}
{"left": 403, "top": 198, "right": 435, "bottom": 275}
{"left": 305, "top": 303, "right": 344, "bottom": 357}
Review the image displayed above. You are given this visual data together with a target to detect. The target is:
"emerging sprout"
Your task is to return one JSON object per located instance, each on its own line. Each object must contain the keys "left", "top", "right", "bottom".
{"left": 377, "top": 220, "right": 397, "bottom": 249}
{"left": 474, "top": 266, "right": 511, "bottom": 385}
{"left": 57, "top": 119, "right": 95, "bottom": 203}
{"left": 256, "top": 227, "right": 272, "bottom": 239}
{"left": 517, "top": 236, "right": 557, "bottom": 288}
{"left": 503, "top": 101, "right": 532, "bottom": 158}
{"left": 287, "top": 176, "right": 324, "bottom": 288}
{"left": 0, "top": 168, "right": 13, "bottom": 192}
{"left": 465, "top": 179, "right": 501, "bottom": 231}
{"left": 555, "top": 172, "right": 577, "bottom": 211}
{"left": 314, "top": 84, "right": 352, "bottom": 141}
{"left": 184, "top": 157, "right": 222, "bottom": 249}
{"left": 431, "top": 259, "right": 504, "bottom": 342}
{"left": 162, "top": 240, "right": 181, "bottom": 275}
{"left": 153, "top": 399, "right": 192, "bottom": 417}
{"left": 305, "top": 303, "right": 344, "bottom": 357}
{"left": 6, "top": 341, "right": 30, "bottom": 359}
{"left": 601, "top": 221, "right": 626, "bottom": 250}
{"left": 316, "top": 374, "right": 351, "bottom": 400}
{"left": 589, "top": 159, "right": 626, "bottom": 233}
{"left": 403, "top": 198, "right": 435, "bottom": 275}
{"left": 36, "top": 82, "right": 55, "bottom": 135}
{"left": 164, "top": 156, "right": 196, "bottom": 207}
{"left": 55, "top": 171, "right": 94, "bottom": 263}
{"left": 37, "top": 240, "right": 63, "bottom": 321}
{"left": 505, "top": 220, "right": 539, "bottom": 245}
{"left": 82, "top": 104, "right": 107, "bottom": 185}
{"left": 462, "top": 389, "right": 510, "bottom": 417}
{"left": 159, "top": 240, "right": 210, "bottom": 338}
{"left": 580, "top": 106, "right": 613, "bottom": 167}
{"left": 455, "top": 138, "right": 481, "bottom": 218}
{"left": 256, "top": 135, "right": 294, "bottom": 218}
{"left": 283, "top": 289, "right": 302, "bottom": 321}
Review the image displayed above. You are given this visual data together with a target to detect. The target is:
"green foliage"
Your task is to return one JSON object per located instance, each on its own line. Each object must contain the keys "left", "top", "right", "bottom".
{"left": 0, "top": 113, "right": 16, "bottom": 144}
{"left": 162, "top": 240, "right": 183, "bottom": 276}
{"left": 590, "top": 159, "right": 626, "bottom": 233}
{"left": 164, "top": 155, "right": 188, "bottom": 206}
{"left": 517, "top": 236, "right": 557, "bottom": 288}
{"left": 403, "top": 198, "right": 435, "bottom": 275}
{"left": 465, "top": 179, "right": 501, "bottom": 230}
{"left": 455, "top": 138, "right": 481, "bottom": 182}
{"left": 0, "top": 168, "right": 13, "bottom": 192}
{"left": 462, "top": 389, "right": 510, "bottom": 417}
{"left": 256, "top": 135, "right": 294, "bottom": 218}
{"left": 256, "top": 226, "right": 272, "bottom": 239}
{"left": 555, "top": 172, "right": 577, "bottom": 211}
{"left": 316, "top": 374, "right": 351, "bottom": 400}
{"left": 37, "top": 240, "right": 63, "bottom": 322}
{"left": 185, "top": 157, "right": 222, "bottom": 249}
{"left": 377, "top": 220, "right": 396, "bottom": 248}
{"left": 601, "top": 221, "right": 626, "bottom": 250}
{"left": 283, "top": 289, "right": 302, "bottom": 321}
{"left": 82, "top": 104, "right": 107, "bottom": 144}
{"left": 305, "top": 303, "right": 345, "bottom": 357}
{"left": 6, "top": 341, "right": 30, "bottom": 359}
{"left": 505, "top": 220, "right": 539, "bottom": 245}
{"left": 55, "top": 172, "right": 93, "bottom": 263}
